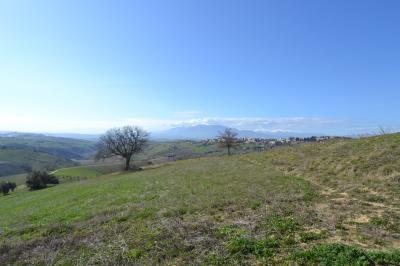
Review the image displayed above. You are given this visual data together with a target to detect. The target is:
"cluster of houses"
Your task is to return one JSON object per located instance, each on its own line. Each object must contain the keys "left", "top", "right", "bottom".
{"left": 204, "top": 135, "right": 343, "bottom": 148}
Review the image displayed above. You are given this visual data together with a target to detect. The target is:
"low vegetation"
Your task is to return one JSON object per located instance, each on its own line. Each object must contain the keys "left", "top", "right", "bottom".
{"left": 26, "top": 171, "right": 59, "bottom": 190}
{"left": 54, "top": 163, "right": 123, "bottom": 179}
{"left": 0, "top": 134, "right": 399, "bottom": 264}
{"left": 0, "top": 182, "right": 16, "bottom": 195}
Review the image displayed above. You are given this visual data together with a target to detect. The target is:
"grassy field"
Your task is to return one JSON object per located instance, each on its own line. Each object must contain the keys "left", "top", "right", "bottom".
{"left": 0, "top": 174, "right": 28, "bottom": 186}
{"left": 0, "top": 138, "right": 264, "bottom": 180}
{"left": 1, "top": 134, "right": 400, "bottom": 265}
{"left": 51, "top": 141, "right": 266, "bottom": 183}
{"left": 137, "top": 140, "right": 269, "bottom": 163}
{"left": 53, "top": 163, "right": 125, "bottom": 183}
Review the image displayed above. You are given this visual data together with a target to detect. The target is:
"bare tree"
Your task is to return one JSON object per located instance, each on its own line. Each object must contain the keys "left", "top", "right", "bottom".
{"left": 167, "top": 144, "right": 179, "bottom": 161}
{"left": 378, "top": 126, "right": 387, "bottom": 135}
{"left": 218, "top": 128, "right": 238, "bottom": 155}
{"left": 96, "top": 125, "right": 149, "bottom": 170}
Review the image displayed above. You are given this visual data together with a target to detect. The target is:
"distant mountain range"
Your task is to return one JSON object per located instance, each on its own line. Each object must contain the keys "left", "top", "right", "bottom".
{"left": 1, "top": 125, "right": 325, "bottom": 142}
{"left": 0, "top": 131, "right": 100, "bottom": 141}
{"left": 151, "top": 125, "right": 323, "bottom": 140}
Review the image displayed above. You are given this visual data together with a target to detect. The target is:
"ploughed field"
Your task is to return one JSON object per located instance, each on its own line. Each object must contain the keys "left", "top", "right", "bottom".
{"left": 1, "top": 134, "right": 400, "bottom": 265}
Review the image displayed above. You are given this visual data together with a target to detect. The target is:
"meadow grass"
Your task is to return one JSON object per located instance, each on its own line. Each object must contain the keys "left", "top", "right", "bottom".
{"left": 1, "top": 134, "right": 400, "bottom": 264}
{"left": 0, "top": 174, "right": 27, "bottom": 186}
{"left": 54, "top": 163, "right": 124, "bottom": 179}
{"left": 0, "top": 155, "right": 317, "bottom": 264}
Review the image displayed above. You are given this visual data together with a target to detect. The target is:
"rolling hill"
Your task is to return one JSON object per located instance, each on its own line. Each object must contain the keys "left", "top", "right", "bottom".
{"left": 1, "top": 134, "right": 400, "bottom": 264}
{"left": 0, "top": 133, "right": 96, "bottom": 159}
{"left": 0, "top": 148, "right": 79, "bottom": 177}
{"left": 0, "top": 133, "right": 96, "bottom": 177}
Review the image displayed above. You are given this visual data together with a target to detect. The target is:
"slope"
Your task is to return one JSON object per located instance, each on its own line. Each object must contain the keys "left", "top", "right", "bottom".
{"left": 0, "top": 133, "right": 96, "bottom": 160}
{"left": 0, "top": 148, "right": 79, "bottom": 177}
{"left": 0, "top": 134, "right": 399, "bottom": 265}
{"left": 0, "top": 134, "right": 96, "bottom": 177}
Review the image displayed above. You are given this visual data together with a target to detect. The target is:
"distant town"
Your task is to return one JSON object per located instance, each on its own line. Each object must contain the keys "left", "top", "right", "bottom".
{"left": 204, "top": 135, "right": 349, "bottom": 151}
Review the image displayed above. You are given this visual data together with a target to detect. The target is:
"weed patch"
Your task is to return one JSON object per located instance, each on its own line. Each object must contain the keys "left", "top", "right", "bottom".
{"left": 300, "top": 230, "right": 327, "bottom": 243}
{"left": 293, "top": 244, "right": 400, "bottom": 265}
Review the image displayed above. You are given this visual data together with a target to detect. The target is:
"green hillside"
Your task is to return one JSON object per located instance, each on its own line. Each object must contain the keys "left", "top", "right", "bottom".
{"left": 136, "top": 140, "right": 222, "bottom": 162}
{"left": 0, "top": 134, "right": 96, "bottom": 159}
{"left": 0, "top": 173, "right": 27, "bottom": 186}
{"left": 0, "top": 148, "right": 79, "bottom": 178}
{"left": 0, "top": 134, "right": 96, "bottom": 177}
{"left": 54, "top": 163, "right": 124, "bottom": 180}
{"left": 1, "top": 134, "right": 400, "bottom": 265}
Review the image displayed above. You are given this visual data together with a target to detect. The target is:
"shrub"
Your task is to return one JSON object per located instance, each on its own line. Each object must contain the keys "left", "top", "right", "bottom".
{"left": 1, "top": 182, "right": 10, "bottom": 195}
{"left": 0, "top": 182, "right": 17, "bottom": 195}
{"left": 8, "top": 182, "right": 16, "bottom": 191}
{"left": 26, "top": 171, "right": 59, "bottom": 190}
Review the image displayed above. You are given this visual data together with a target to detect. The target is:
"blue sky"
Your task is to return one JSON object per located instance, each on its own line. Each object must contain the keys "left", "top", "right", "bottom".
{"left": 1, "top": 0, "right": 399, "bottom": 134}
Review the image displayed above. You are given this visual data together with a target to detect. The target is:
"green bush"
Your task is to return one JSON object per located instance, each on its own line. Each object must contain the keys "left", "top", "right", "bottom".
{"left": 26, "top": 171, "right": 59, "bottom": 190}
{"left": 0, "top": 181, "right": 16, "bottom": 195}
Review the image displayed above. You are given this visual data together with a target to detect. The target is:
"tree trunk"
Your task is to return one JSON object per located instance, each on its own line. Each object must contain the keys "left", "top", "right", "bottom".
{"left": 227, "top": 146, "right": 231, "bottom": 155}
{"left": 125, "top": 156, "right": 131, "bottom": 170}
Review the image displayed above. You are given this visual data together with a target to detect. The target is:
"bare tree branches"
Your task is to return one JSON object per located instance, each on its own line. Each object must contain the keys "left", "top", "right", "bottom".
{"left": 217, "top": 128, "right": 238, "bottom": 155}
{"left": 96, "top": 125, "right": 149, "bottom": 170}
{"left": 378, "top": 126, "right": 387, "bottom": 135}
